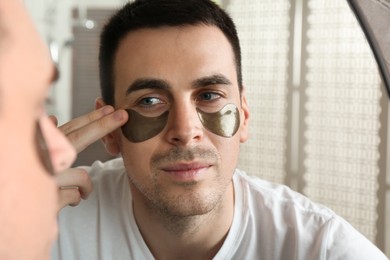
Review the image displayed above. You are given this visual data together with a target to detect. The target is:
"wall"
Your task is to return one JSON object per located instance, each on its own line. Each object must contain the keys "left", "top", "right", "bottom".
{"left": 24, "top": 0, "right": 126, "bottom": 124}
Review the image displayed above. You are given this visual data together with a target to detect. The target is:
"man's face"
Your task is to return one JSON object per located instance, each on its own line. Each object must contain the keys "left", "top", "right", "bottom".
{"left": 112, "top": 25, "right": 249, "bottom": 217}
{"left": 0, "top": 1, "right": 75, "bottom": 259}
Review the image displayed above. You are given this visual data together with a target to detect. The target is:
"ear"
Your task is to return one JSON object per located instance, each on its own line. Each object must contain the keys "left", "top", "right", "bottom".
{"left": 95, "top": 98, "right": 121, "bottom": 156}
{"left": 239, "top": 88, "right": 250, "bottom": 143}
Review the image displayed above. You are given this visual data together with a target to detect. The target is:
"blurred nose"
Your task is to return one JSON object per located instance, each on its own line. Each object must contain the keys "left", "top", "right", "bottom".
{"left": 39, "top": 116, "right": 76, "bottom": 173}
{"left": 164, "top": 102, "right": 203, "bottom": 146}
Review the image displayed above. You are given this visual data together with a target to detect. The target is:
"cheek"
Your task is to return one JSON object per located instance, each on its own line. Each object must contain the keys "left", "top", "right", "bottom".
{"left": 0, "top": 158, "right": 58, "bottom": 257}
{"left": 211, "top": 131, "right": 242, "bottom": 172}
{"left": 119, "top": 136, "right": 155, "bottom": 173}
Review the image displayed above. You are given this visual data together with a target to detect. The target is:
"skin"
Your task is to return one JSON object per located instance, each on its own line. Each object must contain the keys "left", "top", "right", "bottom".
{"left": 98, "top": 25, "right": 249, "bottom": 259}
{"left": 0, "top": 1, "right": 128, "bottom": 258}
{"left": 0, "top": 1, "right": 76, "bottom": 259}
{"left": 55, "top": 105, "right": 128, "bottom": 210}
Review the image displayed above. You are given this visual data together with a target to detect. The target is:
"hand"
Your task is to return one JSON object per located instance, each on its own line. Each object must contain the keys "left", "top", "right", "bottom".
{"left": 54, "top": 105, "right": 128, "bottom": 210}
{"left": 57, "top": 105, "right": 128, "bottom": 153}
{"left": 56, "top": 168, "right": 92, "bottom": 209}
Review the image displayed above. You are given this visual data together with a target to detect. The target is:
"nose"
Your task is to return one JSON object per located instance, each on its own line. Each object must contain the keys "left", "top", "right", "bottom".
{"left": 39, "top": 116, "right": 76, "bottom": 173}
{"left": 164, "top": 102, "right": 203, "bottom": 146}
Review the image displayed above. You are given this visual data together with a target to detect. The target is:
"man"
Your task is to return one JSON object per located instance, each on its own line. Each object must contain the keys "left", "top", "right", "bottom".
{"left": 0, "top": 1, "right": 128, "bottom": 259}
{"left": 53, "top": 0, "right": 387, "bottom": 259}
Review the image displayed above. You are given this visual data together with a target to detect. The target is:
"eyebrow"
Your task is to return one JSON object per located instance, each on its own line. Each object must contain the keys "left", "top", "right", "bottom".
{"left": 192, "top": 74, "right": 232, "bottom": 88}
{"left": 126, "top": 78, "right": 170, "bottom": 96}
{"left": 125, "top": 74, "right": 232, "bottom": 96}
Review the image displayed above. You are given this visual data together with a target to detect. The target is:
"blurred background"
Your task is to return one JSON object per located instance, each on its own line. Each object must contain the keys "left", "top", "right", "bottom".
{"left": 25, "top": 0, "right": 390, "bottom": 256}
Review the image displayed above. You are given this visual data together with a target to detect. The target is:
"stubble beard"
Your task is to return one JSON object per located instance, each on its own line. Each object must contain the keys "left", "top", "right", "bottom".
{"left": 128, "top": 147, "right": 231, "bottom": 235}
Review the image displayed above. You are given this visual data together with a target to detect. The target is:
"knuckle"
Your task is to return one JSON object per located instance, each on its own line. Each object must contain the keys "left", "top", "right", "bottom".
{"left": 78, "top": 170, "right": 92, "bottom": 185}
{"left": 69, "top": 130, "right": 81, "bottom": 143}
{"left": 59, "top": 188, "right": 82, "bottom": 208}
{"left": 68, "top": 189, "right": 81, "bottom": 204}
{"left": 97, "top": 116, "right": 109, "bottom": 130}
{"left": 87, "top": 111, "right": 97, "bottom": 123}
{"left": 60, "top": 122, "right": 74, "bottom": 135}
{"left": 67, "top": 131, "right": 87, "bottom": 151}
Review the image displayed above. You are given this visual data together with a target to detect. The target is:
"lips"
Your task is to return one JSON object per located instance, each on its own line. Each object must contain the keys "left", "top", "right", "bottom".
{"left": 162, "top": 162, "right": 210, "bottom": 172}
{"left": 161, "top": 162, "right": 212, "bottom": 182}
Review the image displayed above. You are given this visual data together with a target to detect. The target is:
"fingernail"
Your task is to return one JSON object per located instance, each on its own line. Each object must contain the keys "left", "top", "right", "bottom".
{"left": 102, "top": 106, "right": 114, "bottom": 115}
{"left": 113, "top": 110, "right": 125, "bottom": 121}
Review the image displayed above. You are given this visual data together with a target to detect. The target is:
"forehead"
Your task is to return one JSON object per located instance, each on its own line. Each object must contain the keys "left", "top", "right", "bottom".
{"left": 0, "top": 1, "right": 37, "bottom": 44}
{"left": 0, "top": 0, "right": 53, "bottom": 122}
{"left": 0, "top": 0, "right": 51, "bottom": 61}
{"left": 0, "top": 1, "right": 52, "bottom": 87}
{"left": 113, "top": 25, "right": 237, "bottom": 87}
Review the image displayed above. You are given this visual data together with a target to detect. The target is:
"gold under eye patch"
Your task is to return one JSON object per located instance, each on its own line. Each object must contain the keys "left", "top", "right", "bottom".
{"left": 121, "top": 103, "right": 240, "bottom": 143}
{"left": 121, "top": 110, "right": 169, "bottom": 142}
{"left": 196, "top": 103, "right": 240, "bottom": 138}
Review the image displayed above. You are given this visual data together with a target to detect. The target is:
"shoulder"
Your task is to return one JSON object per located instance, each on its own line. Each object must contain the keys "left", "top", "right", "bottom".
{"left": 79, "top": 158, "right": 129, "bottom": 201}
{"left": 80, "top": 157, "right": 126, "bottom": 175}
{"left": 58, "top": 157, "right": 130, "bottom": 222}
{"left": 79, "top": 157, "right": 127, "bottom": 184}
{"left": 324, "top": 213, "right": 387, "bottom": 259}
{"left": 234, "top": 169, "right": 334, "bottom": 220}
{"left": 232, "top": 169, "right": 387, "bottom": 259}
{"left": 61, "top": 158, "right": 129, "bottom": 213}
{"left": 53, "top": 158, "right": 138, "bottom": 259}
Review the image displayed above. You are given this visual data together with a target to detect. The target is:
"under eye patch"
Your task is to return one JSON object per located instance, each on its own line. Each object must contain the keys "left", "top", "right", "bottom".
{"left": 196, "top": 103, "right": 239, "bottom": 138}
{"left": 121, "top": 110, "right": 169, "bottom": 142}
{"left": 121, "top": 103, "right": 240, "bottom": 143}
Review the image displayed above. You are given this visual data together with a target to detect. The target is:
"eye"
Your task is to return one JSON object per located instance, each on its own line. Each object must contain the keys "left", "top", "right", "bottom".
{"left": 198, "top": 92, "right": 221, "bottom": 101}
{"left": 138, "top": 97, "right": 164, "bottom": 107}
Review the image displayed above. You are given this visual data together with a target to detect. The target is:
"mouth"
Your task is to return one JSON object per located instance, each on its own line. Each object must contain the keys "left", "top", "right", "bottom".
{"left": 161, "top": 162, "right": 212, "bottom": 182}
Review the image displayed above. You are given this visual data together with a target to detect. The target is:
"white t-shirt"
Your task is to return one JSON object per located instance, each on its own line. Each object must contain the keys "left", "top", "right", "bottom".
{"left": 52, "top": 158, "right": 387, "bottom": 260}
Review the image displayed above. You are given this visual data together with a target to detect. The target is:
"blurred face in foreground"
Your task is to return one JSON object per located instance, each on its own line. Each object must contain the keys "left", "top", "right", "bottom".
{"left": 0, "top": 0, "right": 76, "bottom": 259}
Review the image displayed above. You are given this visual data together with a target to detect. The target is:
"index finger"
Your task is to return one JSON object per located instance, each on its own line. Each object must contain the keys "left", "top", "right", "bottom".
{"left": 66, "top": 109, "right": 128, "bottom": 153}
{"left": 59, "top": 106, "right": 115, "bottom": 135}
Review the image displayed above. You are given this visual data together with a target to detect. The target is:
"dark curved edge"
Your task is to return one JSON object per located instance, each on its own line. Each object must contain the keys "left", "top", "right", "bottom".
{"left": 347, "top": 0, "right": 390, "bottom": 99}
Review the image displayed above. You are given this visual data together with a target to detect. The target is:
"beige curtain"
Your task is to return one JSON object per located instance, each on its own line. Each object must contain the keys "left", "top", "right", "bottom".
{"left": 226, "top": 0, "right": 387, "bottom": 250}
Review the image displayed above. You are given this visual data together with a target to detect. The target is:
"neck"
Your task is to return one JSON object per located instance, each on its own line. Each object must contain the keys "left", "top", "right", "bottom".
{"left": 130, "top": 181, "right": 234, "bottom": 260}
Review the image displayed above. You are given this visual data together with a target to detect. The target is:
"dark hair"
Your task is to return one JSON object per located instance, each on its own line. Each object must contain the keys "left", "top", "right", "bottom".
{"left": 99, "top": 0, "right": 242, "bottom": 105}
